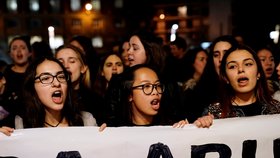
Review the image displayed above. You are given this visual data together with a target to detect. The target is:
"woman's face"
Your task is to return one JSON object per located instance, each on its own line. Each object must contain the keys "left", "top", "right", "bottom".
{"left": 225, "top": 49, "right": 260, "bottom": 95}
{"left": 193, "top": 50, "right": 208, "bottom": 79}
{"left": 121, "top": 41, "right": 130, "bottom": 66}
{"left": 213, "top": 41, "right": 232, "bottom": 75}
{"left": 34, "top": 60, "right": 68, "bottom": 113}
{"left": 127, "top": 35, "right": 147, "bottom": 67}
{"left": 102, "top": 54, "right": 124, "bottom": 82}
{"left": 56, "top": 48, "right": 87, "bottom": 89}
{"left": 10, "top": 39, "right": 31, "bottom": 65}
{"left": 257, "top": 49, "right": 275, "bottom": 79}
{"left": 130, "top": 67, "right": 162, "bottom": 120}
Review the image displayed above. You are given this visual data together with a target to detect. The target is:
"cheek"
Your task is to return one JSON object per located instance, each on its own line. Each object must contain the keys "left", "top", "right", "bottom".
{"left": 103, "top": 68, "right": 112, "bottom": 81}
{"left": 132, "top": 91, "right": 147, "bottom": 106}
{"left": 118, "top": 67, "right": 124, "bottom": 74}
{"left": 35, "top": 86, "right": 48, "bottom": 104}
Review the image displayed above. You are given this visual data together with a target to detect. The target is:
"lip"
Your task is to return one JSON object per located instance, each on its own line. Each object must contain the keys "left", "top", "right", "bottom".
{"left": 237, "top": 75, "right": 249, "bottom": 87}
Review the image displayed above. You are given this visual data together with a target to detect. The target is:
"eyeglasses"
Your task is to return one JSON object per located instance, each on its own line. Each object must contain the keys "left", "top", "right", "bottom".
{"left": 132, "top": 83, "right": 164, "bottom": 95}
{"left": 34, "top": 72, "right": 68, "bottom": 84}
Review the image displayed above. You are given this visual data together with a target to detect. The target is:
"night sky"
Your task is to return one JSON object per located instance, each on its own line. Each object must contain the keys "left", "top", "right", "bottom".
{"left": 231, "top": 0, "right": 280, "bottom": 49}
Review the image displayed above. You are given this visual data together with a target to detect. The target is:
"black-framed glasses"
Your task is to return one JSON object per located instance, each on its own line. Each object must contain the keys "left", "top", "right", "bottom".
{"left": 132, "top": 83, "right": 165, "bottom": 95}
{"left": 34, "top": 71, "right": 68, "bottom": 84}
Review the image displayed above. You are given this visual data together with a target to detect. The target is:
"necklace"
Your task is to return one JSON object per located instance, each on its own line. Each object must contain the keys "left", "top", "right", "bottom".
{"left": 232, "top": 100, "right": 239, "bottom": 106}
{"left": 44, "top": 117, "right": 63, "bottom": 127}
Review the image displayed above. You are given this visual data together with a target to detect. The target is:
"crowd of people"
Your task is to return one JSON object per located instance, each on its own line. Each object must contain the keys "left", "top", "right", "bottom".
{"left": 1, "top": 30, "right": 280, "bottom": 136}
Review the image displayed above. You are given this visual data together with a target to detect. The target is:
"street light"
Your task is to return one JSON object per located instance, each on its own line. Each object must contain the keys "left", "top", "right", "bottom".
{"left": 85, "top": 3, "right": 93, "bottom": 14}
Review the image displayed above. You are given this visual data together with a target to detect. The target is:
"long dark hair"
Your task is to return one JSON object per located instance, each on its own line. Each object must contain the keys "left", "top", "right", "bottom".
{"left": 195, "top": 35, "right": 239, "bottom": 107}
{"left": 93, "top": 52, "right": 124, "bottom": 97}
{"left": 219, "top": 44, "right": 274, "bottom": 117}
{"left": 22, "top": 56, "right": 84, "bottom": 128}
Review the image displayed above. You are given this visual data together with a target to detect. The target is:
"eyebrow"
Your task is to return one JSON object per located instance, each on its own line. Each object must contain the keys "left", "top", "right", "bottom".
{"left": 227, "top": 58, "right": 254, "bottom": 64}
{"left": 37, "top": 71, "right": 64, "bottom": 76}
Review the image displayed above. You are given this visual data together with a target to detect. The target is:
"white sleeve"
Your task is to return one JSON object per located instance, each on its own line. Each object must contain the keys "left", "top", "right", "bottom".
{"left": 81, "top": 111, "right": 97, "bottom": 126}
{"left": 14, "top": 115, "right": 24, "bottom": 129}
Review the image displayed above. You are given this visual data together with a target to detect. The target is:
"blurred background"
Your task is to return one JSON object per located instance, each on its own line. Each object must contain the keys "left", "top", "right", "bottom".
{"left": 0, "top": 0, "right": 279, "bottom": 62}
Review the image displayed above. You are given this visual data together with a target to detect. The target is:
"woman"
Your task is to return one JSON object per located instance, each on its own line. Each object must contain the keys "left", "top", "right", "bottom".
{"left": 180, "top": 46, "right": 208, "bottom": 122}
{"left": 193, "top": 35, "right": 239, "bottom": 120}
{"left": 55, "top": 45, "right": 96, "bottom": 117}
{"left": 93, "top": 52, "right": 124, "bottom": 98}
{"left": 204, "top": 44, "right": 280, "bottom": 118}
{"left": 127, "top": 30, "right": 167, "bottom": 75}
{"left": 117, "top": 64, "right": 213, "bottom": 127}
{"left": 182, "top": 46, "right": 208, "bottom": 91}
{"left": 69, "top": 35, "right": 100, "bottom": 85}
{"left": 256, "top": 46, "right": 279, "bottom": 95}
{"left": 93, "top": 52, "right": 124, "bottom": 125}
{"left": 1, "top": 56, "right": 101, "bottom": 136}
{"left": 2, "top": 35, "right": 32, "bottom": 127}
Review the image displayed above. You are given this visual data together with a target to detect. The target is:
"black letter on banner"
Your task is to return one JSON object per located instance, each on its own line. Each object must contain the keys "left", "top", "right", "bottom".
{"left": 191, "top": 143, "right": 231, "bottom": 158}
{"left": 56, "top": 151, "right": 82, "bottom": 158}
{"left": 242, "top": 140, "right": 256, "bottom": 158}
{"left": 274, "top": 138, "right": 280, "bottom": 158}
{"left": 147, "top": 142, "right": 173, "bottom": 158}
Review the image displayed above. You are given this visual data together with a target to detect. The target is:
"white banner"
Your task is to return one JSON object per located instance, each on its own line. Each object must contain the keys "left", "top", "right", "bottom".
{"left": 0, "top": 114, "right": 280, "bottom": 158}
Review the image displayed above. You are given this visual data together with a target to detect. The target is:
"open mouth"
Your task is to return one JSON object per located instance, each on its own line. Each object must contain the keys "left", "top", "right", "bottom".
{"left": 237, "top": 77, "right": 248, "bottom": 83}
{"left": 150, "top": 99, "right": 160, "bottom": 110}
{"left": 151, "top": 99, "right": 159, "bottom": 105}
{"left": 52, "top": 90, "right": 63, "bottom": 104}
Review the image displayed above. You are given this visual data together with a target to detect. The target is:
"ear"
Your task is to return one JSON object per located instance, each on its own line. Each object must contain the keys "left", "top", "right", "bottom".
{"left": 257, "top": 73, "right": 260, "bottom": 80}
{"left": 129, "top": 95, "right": 133, "bottom": 102}
{"left": 81, "top": 65, "right": 88, "bottom": 74}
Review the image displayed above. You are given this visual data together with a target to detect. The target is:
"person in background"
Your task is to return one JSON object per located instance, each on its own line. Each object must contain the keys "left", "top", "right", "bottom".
{"left": 256, "top": 45, "right": 279, "bottom": 95}
{"left": 69, "top": 35, "right": 100, "bottom": 87}
{"left": 114, "top": 64, "right": 213, "bottom": 127}
{"left": 120, "top": 41, "right": 130, "bottom": 67}
{"left": 93, "top": 52, "right": 124, "bottom": 126}
{"left": 180, "top": 46, "right": 208, "bottom": 122}
{"left": 2, "top": 35, "right": 33, "bottom": 127}
{"left": 55, "top": 44, "right": 97, "bottom": 121}
{"left": 0, "top": 56, "right": 105, "bottom": 136}
{"left": 93, "top": 52, "right": 124, "bottom": 98}
{"left": 127, "top": 30, "right": 167, "bottom": 75}
{"left": 193, "top": 35, "right": 239, "bottom": 120}
{"left": 204, "top": 44, "right": 280, "bottom": 118}
{"left": 164, "top": 36, "right": 189, "bottom": 85}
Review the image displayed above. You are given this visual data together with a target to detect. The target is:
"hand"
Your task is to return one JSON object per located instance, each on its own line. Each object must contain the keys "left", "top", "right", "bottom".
{"left": 172, "top": 119, "right": 189, "bottom": 128}
{"left": 0, "top": 126, "right": 14, "bottom": 136}
{"left": 193, "top": 113, "right": 214, "bottom": 128}
{"left": 98, "top": 123, "right": 107, "bottom": 132}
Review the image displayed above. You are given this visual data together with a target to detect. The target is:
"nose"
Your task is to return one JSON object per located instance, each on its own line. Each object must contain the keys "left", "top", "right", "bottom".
{"left": 238, "top": 66, "right": 244, "bottom": 73}
{"left": 219, "top": 54, "right": 223, "bottom": 63}
{"left": 112, "top": 64, "right": 117, "bottom": 70}
{"left": 151, "top": 85, "right": 159, "bottom": 95}
{"left": 63, "top": 62, "right": 69, "bottom": 69}
{"left": 52, "top": 77, "right": 61, "bottom": 87}
{"left": 127, "top": 47, "right": 133, "bottom": 55}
